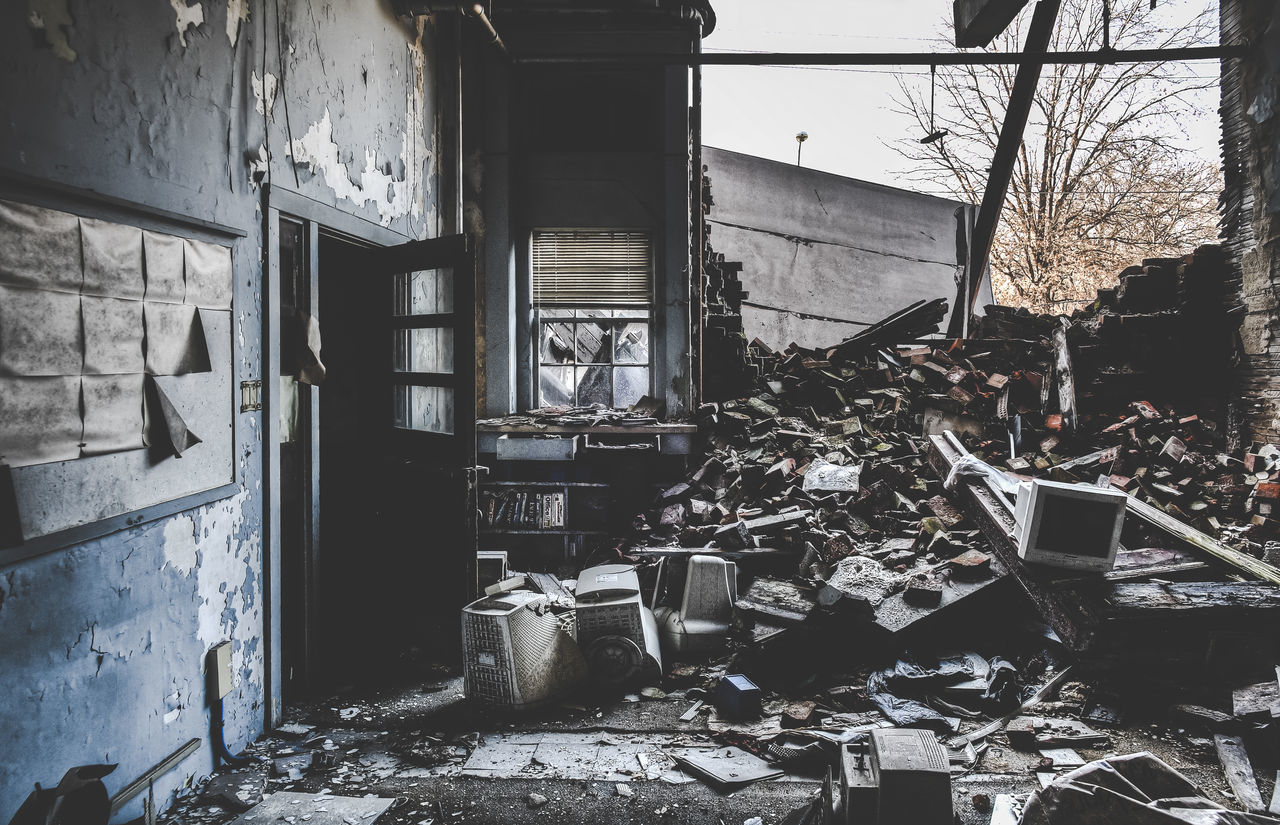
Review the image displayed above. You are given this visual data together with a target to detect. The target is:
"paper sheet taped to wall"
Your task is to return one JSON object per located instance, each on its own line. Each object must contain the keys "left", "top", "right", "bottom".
{"left": 0, "top": 284, "right": 83, "bottom": 376}
{"left": 0, "top": 199, "right": 82, "bottom": 294}
{"left": 183, "top": 238, "right": 233, "bottom": 309}
{"left": 82, "top": 374, "right": 145, "bottom": 456}
{"left": 0, "top": 376, "right": 82, "bottom": 467}
{"left": 146, "top": 375, "right": 202, "bottom": 457}
{"left": 81, "top": 217, "right": 144, "bottom": 300}
{"left": 143, "top": 230, "right": 185, "bottom": 304}
{"left": 83, "top": 296, "right": 145, "bottom": 374}
{"left": 144, "top": 302, "right": 211, "bottom": 375}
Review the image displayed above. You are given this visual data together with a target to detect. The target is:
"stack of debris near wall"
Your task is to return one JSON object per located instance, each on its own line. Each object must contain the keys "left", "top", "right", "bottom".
{"left": 629, "top": 245, "right": 1280, "bottom": 674}
{"left": 697, "top": 166, "right": 756, "bottom": 402}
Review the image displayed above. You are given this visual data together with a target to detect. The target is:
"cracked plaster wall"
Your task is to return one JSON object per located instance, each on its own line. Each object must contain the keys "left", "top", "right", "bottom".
{"left": 0, "top": 1, "right": 440, "bottom": 820}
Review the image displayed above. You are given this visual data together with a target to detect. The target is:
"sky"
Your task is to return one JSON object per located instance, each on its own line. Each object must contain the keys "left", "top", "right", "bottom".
{"left": 700, "top": 0, "right": 1222, "bottom": 193}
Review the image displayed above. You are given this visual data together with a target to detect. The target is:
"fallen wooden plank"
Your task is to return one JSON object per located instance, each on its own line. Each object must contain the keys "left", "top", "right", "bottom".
{"left": 1125, "top": 495, "right": 1280, "bottom": 586}
{"left": 1215, "top": 734, "right": 1265, "bottom": 813}
{"left": 1098, "top": 582, "right": 1280, "bottom": 620}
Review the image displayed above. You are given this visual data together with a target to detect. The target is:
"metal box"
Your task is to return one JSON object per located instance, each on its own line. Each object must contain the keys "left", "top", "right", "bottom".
{"left": 839, "top": 743, "right": 878, "bottom": 824}
{"left": 495, "top": 434, "right": 579, "bottom": 462}
{"left": 869, "top": 728, "right": 952, "bottom": 823}
{"left": 717, "top": 674, "right": 762, "bottom": 719}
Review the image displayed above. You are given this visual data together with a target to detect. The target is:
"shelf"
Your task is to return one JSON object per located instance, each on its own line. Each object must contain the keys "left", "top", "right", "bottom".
{"left": 480, "top": 529, "right": 610, "bottom": 536}
{"left": 481, "top": 481, "right": 609, "bottom": 489}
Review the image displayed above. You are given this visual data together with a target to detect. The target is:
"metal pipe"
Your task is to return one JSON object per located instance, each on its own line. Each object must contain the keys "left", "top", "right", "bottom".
{"left": 514, "top": 44, "right": 1242, "bottom": 66}
{"left": 465, "top": 3, "right": 508, "bottom": 59}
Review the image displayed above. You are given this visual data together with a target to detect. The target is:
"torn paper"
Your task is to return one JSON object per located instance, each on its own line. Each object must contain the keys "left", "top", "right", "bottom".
{"left": 0, "top": 199, "right": 82, "bottom": 293}
{"left": 80, "top": 217, "right": 143, "bottom": 299}
{"left": 83, "top": 296, "right": 145, "bottom": 374}
{"left": 82, "top": 373, "right": 145, "bottom": 456}
{"left": 183, "top": 238, "right": 233, "bottom": 309}
{"left": 0, "top": 284, "right": 83, "bottom": 376}
{"left": 144, "top": 302, "right": 211, "bottom": 375}
{"left": 146, "top": 375, "right": 202, "bottom": 457}
{"left": 143, "top": 231, "right": 185, "bottom": 303}
{"left": 298, "top": 312, "right": 325, "bottom": 385}
{"left": 0, "top": 376, "right": 82, "bottom": 467}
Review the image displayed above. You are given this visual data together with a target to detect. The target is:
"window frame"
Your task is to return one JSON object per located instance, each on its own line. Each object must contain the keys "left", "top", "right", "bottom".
{"left": 530, "top": 228, "right": 655, "bottom": 409}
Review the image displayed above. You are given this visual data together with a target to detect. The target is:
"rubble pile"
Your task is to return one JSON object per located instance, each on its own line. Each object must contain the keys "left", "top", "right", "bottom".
{"left": 640, "top": 245, "right": 1273, "bottom": 572}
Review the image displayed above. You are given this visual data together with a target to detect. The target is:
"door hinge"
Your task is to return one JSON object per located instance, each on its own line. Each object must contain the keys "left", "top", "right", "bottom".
{"left": 240, "top": 380, "right": 263, "bottom": 412}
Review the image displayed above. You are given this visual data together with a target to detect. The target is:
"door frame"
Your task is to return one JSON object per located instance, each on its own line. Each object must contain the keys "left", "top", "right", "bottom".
{"left": 261, "top": 185, "right": 414, "bottom": 727}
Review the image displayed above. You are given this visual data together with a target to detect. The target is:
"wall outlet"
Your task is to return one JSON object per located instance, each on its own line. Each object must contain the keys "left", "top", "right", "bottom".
{"left": 208, "top": 641, "right": 233, "bottom": 701}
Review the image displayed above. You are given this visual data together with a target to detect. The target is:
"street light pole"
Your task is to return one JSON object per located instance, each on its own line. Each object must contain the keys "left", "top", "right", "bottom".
{"left": 795, "top": 131, "right": 808, "bottom": 167}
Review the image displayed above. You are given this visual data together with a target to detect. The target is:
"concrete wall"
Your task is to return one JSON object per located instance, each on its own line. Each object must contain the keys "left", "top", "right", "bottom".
{"left": 702, "top": 146, "right": 990, "bottom": 351}
{"left": 0, "top": 1, "right": 438, "bottom": 819}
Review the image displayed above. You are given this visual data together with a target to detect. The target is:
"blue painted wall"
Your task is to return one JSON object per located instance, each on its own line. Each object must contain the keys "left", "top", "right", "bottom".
{"left": 0, "top": 1, "right": 440, "bottom": 819}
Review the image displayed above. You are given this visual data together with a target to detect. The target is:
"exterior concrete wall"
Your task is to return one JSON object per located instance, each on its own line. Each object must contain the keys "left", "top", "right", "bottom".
{"left": 0, "top": 1, "right": 438, "bottom": 820}
{"left": 702, "top": 146, "right": 990, "bottom": 350}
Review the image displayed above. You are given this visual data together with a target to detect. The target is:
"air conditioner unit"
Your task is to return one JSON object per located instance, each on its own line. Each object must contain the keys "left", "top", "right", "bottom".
{"left": 462, "top": 591, "right": 587, "bottom": 709}
{"left": 652, "top": 554, "right": 737, "bottom": 655}
{"left": 575, "top": 564, "right": 663, "bottom": 684}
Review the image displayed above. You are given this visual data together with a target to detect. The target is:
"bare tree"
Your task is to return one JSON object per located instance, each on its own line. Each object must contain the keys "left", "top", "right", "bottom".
{"left": 892, "top": 0, "right": 1222, "bottom": 311}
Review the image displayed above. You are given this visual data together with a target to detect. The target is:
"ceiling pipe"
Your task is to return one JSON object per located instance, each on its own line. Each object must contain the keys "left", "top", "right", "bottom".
{"left": 464, "top": 3, "right": 509, "bottom": 59}
{"left": 512, "top": 44, "right": 1242, "bottom": 66}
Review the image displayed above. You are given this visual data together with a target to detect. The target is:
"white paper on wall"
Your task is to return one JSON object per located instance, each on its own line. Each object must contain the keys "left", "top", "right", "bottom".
{"left": 146, "top": 374, "right": 202, "bottom": 457}
{"left": 83, "top": 296, "right": 145, "bottom": 375}
{"left": 144, "top": 301, "right": 211, "bottom": 375}
{"left": 0, "top": 284, "right": 83, "bottom": 376}
{"left": 0, "top": 376, "right": 83, "bottom": 467}
{"left": 82, "top": 373, "right": 145, "bottom": 456}
{"left": 143, "top": 230, "right": 185, "bottom": 304}
{"left": 81, "top": 217, "right": 144, "bottom": 300}
{"left": 0, "top": 199, "right": 82, "bottom": 294}
{"left": 183, "top": 238, "right": 233, "bottom": 309}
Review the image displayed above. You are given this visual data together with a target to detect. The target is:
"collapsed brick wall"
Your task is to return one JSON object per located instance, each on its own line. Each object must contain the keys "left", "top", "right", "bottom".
{"left": 1220, "top": 0, "right": 1280, "bottom": 448}
{"left": 696, "top": 168, "right": 756, "bottom": 402}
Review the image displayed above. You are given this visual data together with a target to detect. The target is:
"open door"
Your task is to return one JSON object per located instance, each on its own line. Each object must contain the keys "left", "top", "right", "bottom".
{"left": 320, "top": 233, "right": 478, "bottom": 676}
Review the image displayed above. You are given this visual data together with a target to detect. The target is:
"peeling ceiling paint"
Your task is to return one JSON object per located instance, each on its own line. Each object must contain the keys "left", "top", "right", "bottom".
{"left": 27, "top": 0, "right": 76, "bottom": 62}
{"left": 252, "top": 70, "right": 278, "bottom": 117}
{"left": 226, "top": 0, "right": 249, "bottom": 46}
{"left": 169, "top": 0, "right": 205, "bottom": 47}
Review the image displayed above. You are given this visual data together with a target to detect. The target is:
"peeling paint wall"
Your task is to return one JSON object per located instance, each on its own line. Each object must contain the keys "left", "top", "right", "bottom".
{"left": 0, "top": 1, "right": 440, "bottom": 820}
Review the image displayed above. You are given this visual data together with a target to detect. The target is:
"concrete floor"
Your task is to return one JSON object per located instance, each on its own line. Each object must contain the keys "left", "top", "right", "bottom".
{"left": 163, "top": 671, "right": 1266, "bottom": 825}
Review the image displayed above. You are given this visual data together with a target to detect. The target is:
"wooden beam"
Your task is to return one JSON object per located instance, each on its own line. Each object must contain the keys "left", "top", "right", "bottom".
{"left": 1124, "top": 495, "right": 1280, "bottom": 586}
{"left": 954, "top": 0, "right": 1030, "bottom": 48}
{"left": 953, "top": 0, "right": 1062, "bottom": 333}
{"left": 1215, "top": 734, "right": 1265, "bottom": 813}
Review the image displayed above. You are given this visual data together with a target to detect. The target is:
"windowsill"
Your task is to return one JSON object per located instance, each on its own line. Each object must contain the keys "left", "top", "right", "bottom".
{"left": 475, "top": 420, "right": 696, "bottom": 434}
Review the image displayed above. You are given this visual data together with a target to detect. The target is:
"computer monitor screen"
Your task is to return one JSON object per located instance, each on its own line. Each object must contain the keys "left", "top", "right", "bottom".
{"left": 1015, "top": 479, "right": 1128, "bottom": 572}
{"left": 1036, "top": 495, "right": 1121, "bottom": 558}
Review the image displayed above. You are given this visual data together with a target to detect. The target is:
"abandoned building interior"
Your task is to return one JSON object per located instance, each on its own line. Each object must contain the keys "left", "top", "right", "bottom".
{"left": 2, "top": 0, "right": 1280, "bottom": 823}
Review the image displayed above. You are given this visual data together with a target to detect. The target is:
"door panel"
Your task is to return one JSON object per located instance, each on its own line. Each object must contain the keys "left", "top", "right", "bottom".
{"left": 318, "top": 233, "right": 477, "bottom": 677}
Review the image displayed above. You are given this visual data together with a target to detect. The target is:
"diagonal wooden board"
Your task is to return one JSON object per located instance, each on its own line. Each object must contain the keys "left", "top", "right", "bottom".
{"left": 229, "top": 791, "right": 394, "bottom": 825}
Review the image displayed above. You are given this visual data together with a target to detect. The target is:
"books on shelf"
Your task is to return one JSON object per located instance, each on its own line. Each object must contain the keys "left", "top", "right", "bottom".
{"left": 483, "top": 489, "right": 566, "bottom": 529}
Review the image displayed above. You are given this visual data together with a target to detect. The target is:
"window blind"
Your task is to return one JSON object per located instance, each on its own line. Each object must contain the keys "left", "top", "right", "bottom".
{"left": 532, "top": 230, "right": 653, "bottom": 306}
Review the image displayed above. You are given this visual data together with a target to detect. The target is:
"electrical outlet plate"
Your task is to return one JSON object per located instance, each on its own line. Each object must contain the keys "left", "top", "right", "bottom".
{"left": 209, "top": 641, "right": 233, "bottom": 700}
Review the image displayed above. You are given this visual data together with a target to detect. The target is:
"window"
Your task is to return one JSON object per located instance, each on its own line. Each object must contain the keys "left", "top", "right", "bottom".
{"left": 533, "top": 231, "right": 652, "bottom": 408}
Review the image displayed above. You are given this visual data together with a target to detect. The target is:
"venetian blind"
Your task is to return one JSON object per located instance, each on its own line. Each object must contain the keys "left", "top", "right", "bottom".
{"left": 532, "top": 230, "right": 653, "bottom": 306}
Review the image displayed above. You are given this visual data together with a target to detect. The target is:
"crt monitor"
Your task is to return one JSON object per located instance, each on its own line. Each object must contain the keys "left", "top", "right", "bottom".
{"left": 1014, "top": 479, "right": 1127, "bottom": 572}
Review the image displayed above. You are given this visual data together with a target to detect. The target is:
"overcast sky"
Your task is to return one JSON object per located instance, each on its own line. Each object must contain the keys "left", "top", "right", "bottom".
{"left": 700, "top": 0, "right": 1222, "bottom": 193}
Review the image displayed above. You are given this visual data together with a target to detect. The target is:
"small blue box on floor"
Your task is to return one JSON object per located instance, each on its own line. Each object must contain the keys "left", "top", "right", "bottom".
{"left": 717, "top": 674, "right": 762, "bottom": 718}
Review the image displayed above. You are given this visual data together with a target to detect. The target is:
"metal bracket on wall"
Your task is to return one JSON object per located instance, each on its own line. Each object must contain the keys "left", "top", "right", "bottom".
{"left": 240, "top": 380, "right": 263, "bottom": 412}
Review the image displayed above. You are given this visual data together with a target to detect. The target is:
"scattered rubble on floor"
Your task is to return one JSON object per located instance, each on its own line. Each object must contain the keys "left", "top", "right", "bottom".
{"left": 168, "top": 247, "right": 1280, "bottom": 825}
